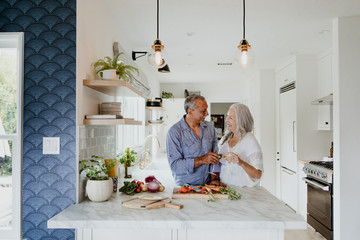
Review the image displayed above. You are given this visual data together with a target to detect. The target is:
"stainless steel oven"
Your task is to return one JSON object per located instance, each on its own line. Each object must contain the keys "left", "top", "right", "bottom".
{"left": 303, "top": 161, "right": 333, "bottom": 240}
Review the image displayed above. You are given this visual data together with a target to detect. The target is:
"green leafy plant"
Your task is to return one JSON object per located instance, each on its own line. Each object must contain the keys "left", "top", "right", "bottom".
{"left": 94, "top": 52, "right": 139, "bottom": 82}
{"left": 161, "top": 91, "right": 174, "bottom": 99}
{"left": 118, "top": 148, "right": 138, "bottom": 167}
{"left": 79, "top": 155, "right": 115, "bottom": 180}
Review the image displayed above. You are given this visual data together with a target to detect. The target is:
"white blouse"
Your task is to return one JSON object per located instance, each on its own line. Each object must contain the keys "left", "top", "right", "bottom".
{"left": 218, "top": 132, "right": 263, "bottom": 187}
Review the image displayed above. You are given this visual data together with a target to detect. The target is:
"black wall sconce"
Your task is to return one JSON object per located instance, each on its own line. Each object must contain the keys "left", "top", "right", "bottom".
{"left": 132, "top": 51, "right": 170, "bottom": 73}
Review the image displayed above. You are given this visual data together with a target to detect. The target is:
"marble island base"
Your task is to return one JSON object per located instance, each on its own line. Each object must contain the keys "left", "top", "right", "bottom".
{"left": 48, "top": 186, "right": 306, "bottom": 240}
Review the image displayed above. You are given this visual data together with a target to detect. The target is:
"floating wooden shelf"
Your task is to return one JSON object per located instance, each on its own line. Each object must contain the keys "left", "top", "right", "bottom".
{"left": 145, "top": 106, "right": 163, "bottom": 110}
{"left": 83, "top": 118, "right": 142, "bottom": 126}
{"left": 83, "top": 79, "right": 145, "bottom": 98}
{"left": 145, "top": 123, "right": 165, "bottom": 126}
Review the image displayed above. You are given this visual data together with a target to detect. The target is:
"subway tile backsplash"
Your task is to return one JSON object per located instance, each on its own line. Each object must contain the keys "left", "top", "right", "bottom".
{"left": 78, "top": 125, "right": 116, "bottom": 202}
{"left": 79, "top": 125, "right": 116, "bottom": 159}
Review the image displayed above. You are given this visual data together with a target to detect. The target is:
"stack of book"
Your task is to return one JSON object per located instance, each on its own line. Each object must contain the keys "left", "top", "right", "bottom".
{"left": 85, "top": 115, "right": 123, "bottom": 119}
{"left": 101, "top": 102, "right": 122, "bottom": 115}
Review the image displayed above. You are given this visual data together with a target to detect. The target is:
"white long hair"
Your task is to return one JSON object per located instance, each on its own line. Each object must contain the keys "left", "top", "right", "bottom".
{"left": 220, "top": 103, "right": 254, "bottom": 145}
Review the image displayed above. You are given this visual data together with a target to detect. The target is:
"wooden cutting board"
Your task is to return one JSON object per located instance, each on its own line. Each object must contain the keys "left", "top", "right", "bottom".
{"left": 122, "top": 197, "right": 183, "bottom": 210}
{"left": 172, "top": 187, "right": 229, "bottom": 199}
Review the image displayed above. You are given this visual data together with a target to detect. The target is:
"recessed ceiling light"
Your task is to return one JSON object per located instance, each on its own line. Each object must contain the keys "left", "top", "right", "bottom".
{"left": 217, "top": 63, "right": 233, "bottom": 66}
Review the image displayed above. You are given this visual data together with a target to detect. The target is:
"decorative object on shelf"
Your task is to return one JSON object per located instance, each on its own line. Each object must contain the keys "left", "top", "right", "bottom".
{"left": 146, "top": 98, "right": 162, "bottom": 107}
{"left": 79, "top": 155, "right": 115, "bottom": 202}
{"left": 118, "top": 148, "right": 138, "bottom": 178}
{"left": 184, "top": 89, "right": 189, "bottom": 97}
{"left": 161, "top": 91, "right": 174, "bottom": 99}
{"left": 101, "top": 102, "right": 122, "bottom": 115}
{"left": 147, "top": 0, "right": 168, "bottom": 68}
{"left": 94, "top": 52, "right": 139, "bottom": 82}
{"left": 235, "top": 0, "right": 254, "bottom": 68}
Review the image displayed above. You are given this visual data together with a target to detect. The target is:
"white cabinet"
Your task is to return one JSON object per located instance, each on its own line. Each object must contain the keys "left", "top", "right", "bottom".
{"left": 276, "top": 61, "right": 296, "bottom": 87}
{"left": 279, "top": 86, "right": 297, "bottom": 172}
{"left": 317, "top": 50, "right": 333, "bottom": 97}
{"left": 280, "top": 167, "right": 297, "bottom": 211}
{"left": 316, "top": 50, "right": 333, "bottom": 130}
{"left": 279, "top": 84, "right": 298, "bottom": 210}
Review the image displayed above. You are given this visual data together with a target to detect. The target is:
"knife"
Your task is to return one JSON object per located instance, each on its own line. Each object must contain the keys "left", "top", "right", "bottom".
{"left": 140, "top": 197, "right": 169, "bottom": 208}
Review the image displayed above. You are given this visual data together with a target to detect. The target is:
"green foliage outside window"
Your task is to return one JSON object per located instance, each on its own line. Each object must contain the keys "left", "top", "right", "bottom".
{"left": 0, "top": 49, "right": 17, "bottom": 175}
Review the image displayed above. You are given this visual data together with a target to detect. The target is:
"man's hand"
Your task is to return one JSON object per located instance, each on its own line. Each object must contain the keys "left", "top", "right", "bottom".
{"left": 209, "top": 172, "right": 227, "bottom": 187}
{"left": 194, "top": 152, "right": 220, "bottom": 168}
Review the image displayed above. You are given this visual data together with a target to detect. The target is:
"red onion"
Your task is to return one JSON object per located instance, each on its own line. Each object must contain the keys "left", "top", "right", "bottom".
{"left": 147, "top": 181, "right": 160, "bottom": 192}
{"left": 145, "top": 175, "right": 156, "bottom": 183}
{"left": 145, "top": 175, "right": 162, "bottom": 185}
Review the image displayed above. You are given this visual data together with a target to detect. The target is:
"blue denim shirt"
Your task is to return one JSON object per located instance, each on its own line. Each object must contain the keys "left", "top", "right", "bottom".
{"left": 166, "top": 115, "right": 218, "bottom": 185}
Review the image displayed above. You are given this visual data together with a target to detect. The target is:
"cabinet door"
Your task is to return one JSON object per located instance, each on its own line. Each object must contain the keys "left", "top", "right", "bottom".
{"left": 318, "top": 53, "right": 332, "bottom": 97}
{"left": 279, "top": 88, "right": 297, "bottom": 172}
{"left": 277, "top": 62, "right": 296, "bottom": 87}
{"left": 280, "top": 167, "right": 298, "bottom": 211}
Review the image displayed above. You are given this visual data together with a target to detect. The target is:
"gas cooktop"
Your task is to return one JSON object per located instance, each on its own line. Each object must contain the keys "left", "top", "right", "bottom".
{"left": 309, "top": 161, "right": 333, "bottom": 170}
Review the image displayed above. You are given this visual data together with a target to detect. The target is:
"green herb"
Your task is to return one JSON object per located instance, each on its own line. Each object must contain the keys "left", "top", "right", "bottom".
{"left": 220, "top": 187, "right": 242, "bottom": 200}
{"left": 79, "top": 155, "right": 115, "bottom": 180}
{"left": 119, "top": 181, "right": 139, "bottom": 195}
{"left": 207, "top": 191, "right": 219, "bottom": 202}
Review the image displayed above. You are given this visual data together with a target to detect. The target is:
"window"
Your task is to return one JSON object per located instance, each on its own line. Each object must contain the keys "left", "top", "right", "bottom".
{"left": 0, "top": 32, "right": 23, "bottom": 240}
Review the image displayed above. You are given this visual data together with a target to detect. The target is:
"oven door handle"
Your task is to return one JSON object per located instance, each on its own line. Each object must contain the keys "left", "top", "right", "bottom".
{"left": 302, "top": 177, "right": 330, "bottom": 191}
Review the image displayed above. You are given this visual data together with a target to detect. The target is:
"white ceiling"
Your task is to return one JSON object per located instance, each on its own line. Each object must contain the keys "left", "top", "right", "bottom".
{"left": 112, "top": 0, "right": 360, "bottom": 83}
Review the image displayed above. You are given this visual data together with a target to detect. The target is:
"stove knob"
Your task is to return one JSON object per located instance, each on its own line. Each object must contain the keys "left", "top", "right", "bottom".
{"left": 320, "top": 172, "right": 327, "bottom": 178}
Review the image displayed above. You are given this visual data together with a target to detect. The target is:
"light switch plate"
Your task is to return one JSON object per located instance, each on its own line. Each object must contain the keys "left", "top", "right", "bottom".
{"left": 43, "top": 137, "right": 60, "bottom": 154}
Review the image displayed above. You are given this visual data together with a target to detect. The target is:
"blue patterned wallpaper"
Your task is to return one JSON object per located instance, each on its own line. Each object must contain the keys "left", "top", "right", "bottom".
{"left": 0, "top": 0, "right": 76, "bottom": 239}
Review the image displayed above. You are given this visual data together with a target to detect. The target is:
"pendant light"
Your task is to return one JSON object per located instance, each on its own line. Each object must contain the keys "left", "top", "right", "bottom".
{"left": 235, "top": 0, "right": 254, "bottom": 68}
{"left": 147, "top": 0, "right": 168, "bottom": 68}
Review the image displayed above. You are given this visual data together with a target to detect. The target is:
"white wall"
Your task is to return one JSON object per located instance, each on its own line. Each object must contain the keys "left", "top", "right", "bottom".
{"left": 77, "top": 0, "right": 160, "bottom": 124}
{"left": 333, "top": 16, "right": 360, "bottom": 240}
{"left": 161, "top": 81, "right": 250, "bottom": 103}
{"left": 258, "top": 69, "right": 276, "bottom": 195}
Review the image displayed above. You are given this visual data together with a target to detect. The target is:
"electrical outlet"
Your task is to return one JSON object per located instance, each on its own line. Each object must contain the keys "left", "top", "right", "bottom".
{"left": 43, "top": 137, "right": 60, "bottom": 154}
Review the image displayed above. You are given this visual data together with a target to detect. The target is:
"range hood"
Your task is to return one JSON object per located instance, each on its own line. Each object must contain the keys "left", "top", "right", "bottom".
{"left": 311, "top": 93, "right": 333, "bottom": 105}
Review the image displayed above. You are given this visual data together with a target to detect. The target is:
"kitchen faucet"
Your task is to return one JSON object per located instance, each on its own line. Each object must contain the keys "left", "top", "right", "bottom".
{"left": 140, "top": 135, "right": 160, "bottom": 169}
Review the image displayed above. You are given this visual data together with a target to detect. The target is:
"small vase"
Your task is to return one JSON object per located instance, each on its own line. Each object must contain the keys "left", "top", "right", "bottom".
{"left": 86, "top": 179, "right": 113, "bottom": 202}
{"left": 101, "top": 69, "right": 117, "bottom": 80}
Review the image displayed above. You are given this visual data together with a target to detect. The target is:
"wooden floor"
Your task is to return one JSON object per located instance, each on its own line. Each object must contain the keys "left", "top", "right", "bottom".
{"left": 285, "top": 225, "right": 327, "bottom": 240}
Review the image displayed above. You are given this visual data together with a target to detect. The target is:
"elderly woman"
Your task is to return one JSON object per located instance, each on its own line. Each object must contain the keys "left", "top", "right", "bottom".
{"left": 211, "top": 103, "right": 263, "bottom": 187}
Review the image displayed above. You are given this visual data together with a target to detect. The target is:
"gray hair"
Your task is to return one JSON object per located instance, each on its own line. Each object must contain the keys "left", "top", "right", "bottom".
{"left": 221, "top": 103, "right": 254, "bottom": 144}
{"left": 184, "top": 94, "right": 205, "bottom": 114}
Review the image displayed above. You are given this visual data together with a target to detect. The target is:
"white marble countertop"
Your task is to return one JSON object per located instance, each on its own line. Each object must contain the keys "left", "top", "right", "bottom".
{"left": 48, "top": 186, "right": 306, "bottom": 230}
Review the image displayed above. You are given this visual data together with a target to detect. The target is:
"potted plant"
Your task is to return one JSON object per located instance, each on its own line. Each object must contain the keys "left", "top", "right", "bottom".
{"left": 118, "top": 148, "right": 138, "bottom": 178}
{"left": 94, "top": 52, "right": 139, "bottom": 82}
{"left": 79, "top": 155, "right": 115, "bottom": 202}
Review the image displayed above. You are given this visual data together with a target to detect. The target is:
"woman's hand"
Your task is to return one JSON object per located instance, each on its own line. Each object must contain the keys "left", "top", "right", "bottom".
{"left": 225, "top": 152, "right": 262, "bottom": 179}
{"left": 225, "top": 152, "right": 244, "bottom": 166}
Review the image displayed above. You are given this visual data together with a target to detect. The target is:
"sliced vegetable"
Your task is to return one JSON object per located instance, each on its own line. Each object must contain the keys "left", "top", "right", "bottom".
{"left": 147, "top": 181, "right": 160, "bottom": 192}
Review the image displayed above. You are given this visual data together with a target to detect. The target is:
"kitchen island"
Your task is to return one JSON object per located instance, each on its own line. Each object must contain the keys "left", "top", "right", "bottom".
{"left": 48, "top": 186, "right": 306, "bottom": 240}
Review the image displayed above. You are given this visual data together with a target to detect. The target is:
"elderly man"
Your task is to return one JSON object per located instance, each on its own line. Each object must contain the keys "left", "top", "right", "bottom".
{"left": 166, "top": 94, "right": 221, "bottom": 186}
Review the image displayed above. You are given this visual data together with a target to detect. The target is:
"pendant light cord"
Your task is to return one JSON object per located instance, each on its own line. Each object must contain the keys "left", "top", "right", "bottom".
{"left": 157, "top": 0, "right": 159, "bottom": 39}
{"left": 243, "top": 0, "right": 246, "bottom": 39}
